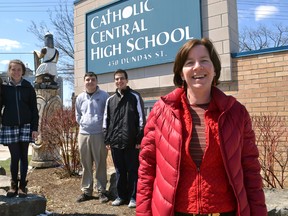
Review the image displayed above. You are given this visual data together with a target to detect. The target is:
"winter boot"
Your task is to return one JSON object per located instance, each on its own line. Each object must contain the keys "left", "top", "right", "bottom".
{"left": 6, "top": 180, "right": 18, "bottom": 197}
{"left": 18, "top": 180, "right": 28, "bottom": 198}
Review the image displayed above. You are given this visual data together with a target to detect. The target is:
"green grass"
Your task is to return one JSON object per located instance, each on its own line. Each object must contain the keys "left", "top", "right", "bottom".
{"left": 0, "top": 156, "right": 32, "bottom": 176}
{"left": 0, "top": 158, "right": 10, "bottom": 174}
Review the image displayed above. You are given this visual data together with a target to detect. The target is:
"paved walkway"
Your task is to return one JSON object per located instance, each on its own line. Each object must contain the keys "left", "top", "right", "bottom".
{"left": 0, "top": 145, "right": 10, "bottom": 161}
{"left": 0, "top": 144, "right": 33, "bottom": 161}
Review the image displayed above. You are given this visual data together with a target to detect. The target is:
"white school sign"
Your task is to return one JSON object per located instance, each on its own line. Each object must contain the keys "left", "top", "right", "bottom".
{"left": 86, "top": 0, "right": 202, "bottom": 74}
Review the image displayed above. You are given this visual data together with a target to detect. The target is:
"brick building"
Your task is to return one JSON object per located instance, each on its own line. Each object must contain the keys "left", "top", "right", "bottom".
{"left": 73, "top": 0, "right": 288, "bottom": 186}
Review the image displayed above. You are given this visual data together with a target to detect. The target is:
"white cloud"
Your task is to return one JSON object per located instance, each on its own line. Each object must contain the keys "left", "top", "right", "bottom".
{"left": 15, "top": 18, "right": 24, "bottom": 22}
{"left": 0, "top": 39, "right": 22, "bottom": 51}
{"left": 255, "top": 5, "right": 279, "bottom": 21}
{"left": 0, "top": 60, "right": 9, "bottom": 64}
{"left": 0, "top": 60, "right": 10, "bottom": 72}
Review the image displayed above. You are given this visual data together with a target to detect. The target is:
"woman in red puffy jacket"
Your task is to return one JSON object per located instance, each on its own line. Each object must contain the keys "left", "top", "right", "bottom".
{"left": 136, "top": 38, "right": 267, "bottom": 216}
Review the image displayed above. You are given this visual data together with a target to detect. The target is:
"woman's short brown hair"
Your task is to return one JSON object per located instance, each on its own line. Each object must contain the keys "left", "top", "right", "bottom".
{"left": 8, "top": 59, "right": 26, "bottom": 76}
{"left": 173, "top": 38, "right": 221, "bottom": 88}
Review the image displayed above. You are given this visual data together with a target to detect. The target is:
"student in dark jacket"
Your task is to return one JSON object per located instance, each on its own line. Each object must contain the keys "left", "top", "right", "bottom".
{"left": 103, "top": 69, "right": 146, "bottom": 208}
{"left": 0, "top": 59, "right": 39, "bottom": 198}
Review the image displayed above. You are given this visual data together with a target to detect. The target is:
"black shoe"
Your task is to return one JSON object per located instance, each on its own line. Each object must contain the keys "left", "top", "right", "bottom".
{"left": 18, "top": 180, "right": 28, "bottom": 198}
{"left": 76, "top": 193, "right": 93, "bottom": 203}
{"left": 99, "top": 193, "right": 109, "bottom": 203}
{"left": 7, "top": 180, "right": 18, "bottom": 198}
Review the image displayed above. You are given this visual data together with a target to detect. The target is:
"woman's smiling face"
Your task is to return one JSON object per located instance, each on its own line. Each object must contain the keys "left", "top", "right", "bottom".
{"left": 181, "top": 44, "right": 215, "bottom": 93}
{"left": 9, "top": 63, "right": 23, "bottom": 84}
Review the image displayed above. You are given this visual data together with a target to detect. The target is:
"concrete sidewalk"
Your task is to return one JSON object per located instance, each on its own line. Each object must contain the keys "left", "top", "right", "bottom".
{"left": 0, "top": 144, "right": 33, "bottom": 161}
{"left": 0, "top": 145, "right": 10, "bottom": 161}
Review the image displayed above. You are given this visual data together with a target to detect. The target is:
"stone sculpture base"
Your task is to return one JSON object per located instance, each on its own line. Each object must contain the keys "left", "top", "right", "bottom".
{"left": 30, "top": 151, "right": 59, "bottom": 168}
{"left": 30, "top": 143, "right": 60, "bottom": 168}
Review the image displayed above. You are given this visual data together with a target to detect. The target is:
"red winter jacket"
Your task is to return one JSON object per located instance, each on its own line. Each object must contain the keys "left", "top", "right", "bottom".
{"left": 136, "top": 87, "right": 267, "bottom": 216}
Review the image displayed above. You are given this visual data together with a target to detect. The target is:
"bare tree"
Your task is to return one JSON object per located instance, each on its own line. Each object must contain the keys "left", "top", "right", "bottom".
{"left": 239, "top": 23, "right": 288, "bottom": 52}
{"left": 40, "top": 107, "right": 81, "bottom": 176}
{"left": 252, "top": 114, "right": 288, "bottom": 189}
{"left": 27, "top": 0, "right": 74, "bottom": 83}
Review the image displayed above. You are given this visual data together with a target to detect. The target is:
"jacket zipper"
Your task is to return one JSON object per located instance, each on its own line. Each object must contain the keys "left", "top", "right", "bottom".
{"left": 197, "top": 166, "right": 202, "bottom": 214}
{"left": 15, "top": 87, "right": 21, "bottom": 125}
{"left": 218, "top": 113, "right": 240, "bottom": 215}
{"left": 196, "top": 112, "right": 209, "bottom": 214}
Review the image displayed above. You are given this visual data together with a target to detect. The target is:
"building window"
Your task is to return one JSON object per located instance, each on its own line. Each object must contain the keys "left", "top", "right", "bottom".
{"left": 144, "top": 100, "right": 156, "bottom": 118}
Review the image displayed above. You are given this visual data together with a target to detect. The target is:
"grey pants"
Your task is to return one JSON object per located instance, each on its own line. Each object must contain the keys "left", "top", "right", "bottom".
{"left": 78, "top": 133, "right": 108, "bottom": 196}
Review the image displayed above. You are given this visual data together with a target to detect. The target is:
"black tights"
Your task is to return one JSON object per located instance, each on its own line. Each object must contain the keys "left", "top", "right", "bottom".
{"left": 8, "top": 142, "right": 29, "bottom": 184}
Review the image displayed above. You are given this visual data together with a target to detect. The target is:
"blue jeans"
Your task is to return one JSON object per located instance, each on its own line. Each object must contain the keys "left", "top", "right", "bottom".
{"left": 8, "top": 142, "right": 29, "bottom": 184}
{"left": 111, "top": 147, "right": 139, "bottom": 201}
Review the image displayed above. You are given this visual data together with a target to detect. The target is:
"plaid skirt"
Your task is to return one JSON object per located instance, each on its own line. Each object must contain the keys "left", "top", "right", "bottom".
{"left": 0, "top": 124, "right": 32, "bottom": 145}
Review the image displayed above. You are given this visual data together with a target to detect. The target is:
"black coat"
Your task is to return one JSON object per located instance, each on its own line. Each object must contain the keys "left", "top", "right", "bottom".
{"left": 103, "top": 86, "right": 146, "bottom": 149}
{"left": 1, "top": 78, "right": 39, "bottom": 132}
